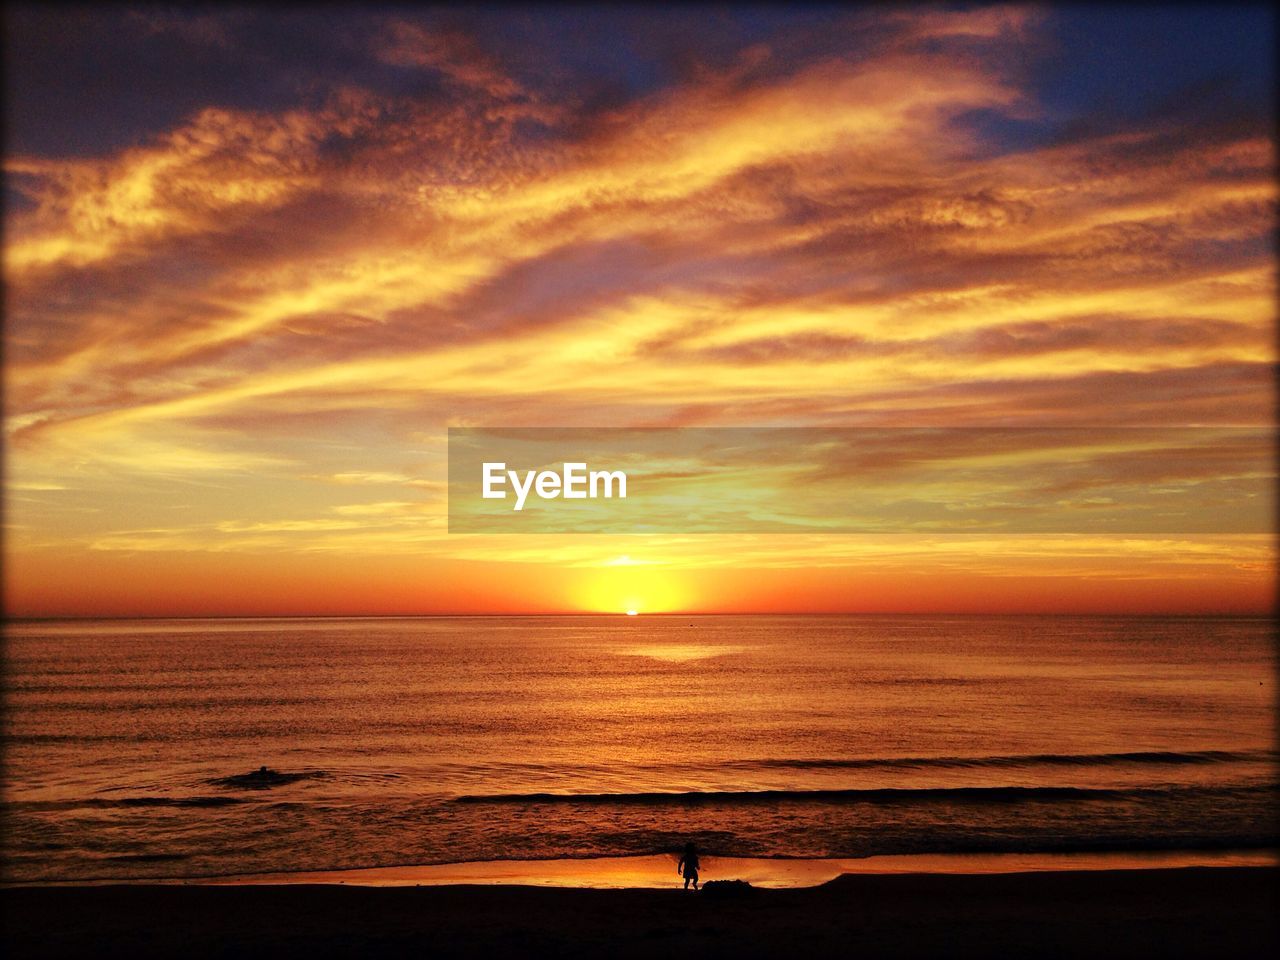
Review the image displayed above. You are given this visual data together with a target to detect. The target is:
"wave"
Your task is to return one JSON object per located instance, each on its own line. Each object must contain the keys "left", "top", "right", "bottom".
{"left": 208, "top": 768, "right": 327, "bottom": 790}
{"left": 455, "top": 783, "right": 1278, "bottom": 806}
{"left": 105, "top": 853, "right": 191, "bottom": 863}
{"left": 726, "top": 749, "right": 1273, "bottom": 772}
{"left": 8, "top": 796, "right": 250, "bottom": 811}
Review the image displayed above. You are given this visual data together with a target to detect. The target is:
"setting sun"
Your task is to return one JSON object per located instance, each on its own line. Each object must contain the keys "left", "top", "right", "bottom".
{"left": 570, "top": 564, "right": 690, "bottom": 615}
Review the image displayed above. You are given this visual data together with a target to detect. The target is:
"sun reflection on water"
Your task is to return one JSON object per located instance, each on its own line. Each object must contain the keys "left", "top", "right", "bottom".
{"left": 622, "top": 644, "right": 744, "bottom": 663}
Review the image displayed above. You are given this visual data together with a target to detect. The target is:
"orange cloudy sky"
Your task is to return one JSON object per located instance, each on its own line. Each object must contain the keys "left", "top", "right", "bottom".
{"left": 3, "top": 5, "right": 1275, "bottom": 617}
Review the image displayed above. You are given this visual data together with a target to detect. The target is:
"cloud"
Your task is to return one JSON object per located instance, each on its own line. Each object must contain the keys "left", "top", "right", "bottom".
{"left": 2, "top": 7, "right": 1274, "bottom": 611}
{"left": 374, "top": 20, "right": 525, "bottom": 99}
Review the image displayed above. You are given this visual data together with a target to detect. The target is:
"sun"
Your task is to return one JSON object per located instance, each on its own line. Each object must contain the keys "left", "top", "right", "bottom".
{"left": 572, "top": 564, "right": 688, "bottom": 614}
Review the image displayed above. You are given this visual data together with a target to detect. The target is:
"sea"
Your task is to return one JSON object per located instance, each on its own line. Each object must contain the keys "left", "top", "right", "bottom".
{"left": 1, "top": 614, "right": 1275, "bottom": 883}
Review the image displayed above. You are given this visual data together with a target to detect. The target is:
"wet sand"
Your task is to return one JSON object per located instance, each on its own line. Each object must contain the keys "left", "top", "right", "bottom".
{"left": 4, "top": 866, "right": 1276, "bottom": 959}
{"left": 206, "top": 848, "right": 1276, "bottom": 889}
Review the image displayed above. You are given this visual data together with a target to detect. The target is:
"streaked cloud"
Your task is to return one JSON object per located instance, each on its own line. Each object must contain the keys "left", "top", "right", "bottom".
{"left": 3, "top": 6, "right": 1274, "bottom": 614}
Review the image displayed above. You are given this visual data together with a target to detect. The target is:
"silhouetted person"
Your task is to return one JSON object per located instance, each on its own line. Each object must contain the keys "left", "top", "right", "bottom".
{"left": 678, "top": 842, "right": 700, "bottom": 890}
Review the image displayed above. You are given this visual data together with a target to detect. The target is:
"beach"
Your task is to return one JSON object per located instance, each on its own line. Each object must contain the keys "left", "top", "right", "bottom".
{"left": 4, "top": 616, "right": 1274, "bottom": 957}
{"left": 5, "top": 867, "right": 1276, "bottom": 958}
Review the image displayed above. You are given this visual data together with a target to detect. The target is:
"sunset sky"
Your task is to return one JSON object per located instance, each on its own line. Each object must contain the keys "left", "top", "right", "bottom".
{"left": 4, "top": 5, "right": 1275, "bottom": 617}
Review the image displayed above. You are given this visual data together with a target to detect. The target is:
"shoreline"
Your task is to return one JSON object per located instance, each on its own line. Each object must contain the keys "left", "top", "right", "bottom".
{"left": 4, "top": 866, "right": 1276, "bottom": 959}
{"left": 211, "top": 848, "right": 1278, "bottom": 889}
{"left": 9, "top": 847, "right": 1275, "bottom": 890}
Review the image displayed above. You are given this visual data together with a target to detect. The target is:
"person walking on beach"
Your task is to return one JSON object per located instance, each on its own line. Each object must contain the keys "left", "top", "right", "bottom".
{"left": 678, "top": 842, "right": 700, "bottom": 890}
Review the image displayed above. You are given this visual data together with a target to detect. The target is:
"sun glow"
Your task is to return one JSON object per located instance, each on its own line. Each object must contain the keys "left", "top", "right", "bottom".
{"left": 572, "top": 565, "right": 688, "bottom": 614}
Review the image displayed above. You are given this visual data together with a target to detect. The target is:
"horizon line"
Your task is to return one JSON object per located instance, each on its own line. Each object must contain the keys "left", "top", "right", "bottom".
{"left": 4, "top": 610, "right": 1274, "bottom": 623}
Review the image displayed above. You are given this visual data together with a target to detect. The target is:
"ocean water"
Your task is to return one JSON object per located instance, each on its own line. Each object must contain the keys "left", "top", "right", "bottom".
{"left": 1, "top": 614, "right": 1275, "bottom": 883}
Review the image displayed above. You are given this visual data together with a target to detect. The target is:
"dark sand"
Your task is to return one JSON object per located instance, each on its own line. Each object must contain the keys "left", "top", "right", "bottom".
{"left": 4, "top": 867, "right": 1276, "bottom": 959}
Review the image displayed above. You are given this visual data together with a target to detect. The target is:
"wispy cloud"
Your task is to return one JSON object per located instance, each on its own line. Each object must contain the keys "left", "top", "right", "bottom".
{"left": 3, "top": 7, "right": 1274, "bottom": 614}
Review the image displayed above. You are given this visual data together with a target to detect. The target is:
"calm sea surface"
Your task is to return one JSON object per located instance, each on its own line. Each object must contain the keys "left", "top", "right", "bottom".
{"left": 1, "top": 615, "right": 1275, "bottom": 882}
